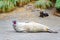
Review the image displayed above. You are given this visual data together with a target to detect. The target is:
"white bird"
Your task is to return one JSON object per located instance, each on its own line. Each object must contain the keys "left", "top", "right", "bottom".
{"left": 12, "top": 21, "right": 58, "bottom": 33}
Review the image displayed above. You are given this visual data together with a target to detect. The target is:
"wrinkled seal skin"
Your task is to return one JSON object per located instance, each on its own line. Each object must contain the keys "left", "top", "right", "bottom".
{"left": 13, "top": 21, "right": 58, "bottom": 33}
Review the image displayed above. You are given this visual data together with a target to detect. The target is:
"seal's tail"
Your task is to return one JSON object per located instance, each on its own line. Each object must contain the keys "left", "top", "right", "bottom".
{"left": 47, "top": 29, "right": 58, "bottom": 33}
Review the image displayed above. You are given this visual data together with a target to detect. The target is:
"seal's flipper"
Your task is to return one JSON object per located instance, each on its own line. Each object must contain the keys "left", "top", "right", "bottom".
{"left": 47, "top": 29, "right": 58, "bottom": 33}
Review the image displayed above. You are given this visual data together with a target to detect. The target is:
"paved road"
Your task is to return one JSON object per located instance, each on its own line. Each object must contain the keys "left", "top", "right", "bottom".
{"left": 0, "top": 8, "right": 60, "bottom": 40}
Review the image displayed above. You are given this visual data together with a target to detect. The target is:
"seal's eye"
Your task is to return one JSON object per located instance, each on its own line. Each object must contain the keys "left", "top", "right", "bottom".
{"left": 13, "top": 21, "right": 16, "bottom": 24}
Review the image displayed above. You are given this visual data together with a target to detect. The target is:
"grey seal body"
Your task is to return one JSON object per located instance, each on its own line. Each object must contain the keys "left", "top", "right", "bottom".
{"left": 13, "top": 21, "right": 58, "bottom": 33}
